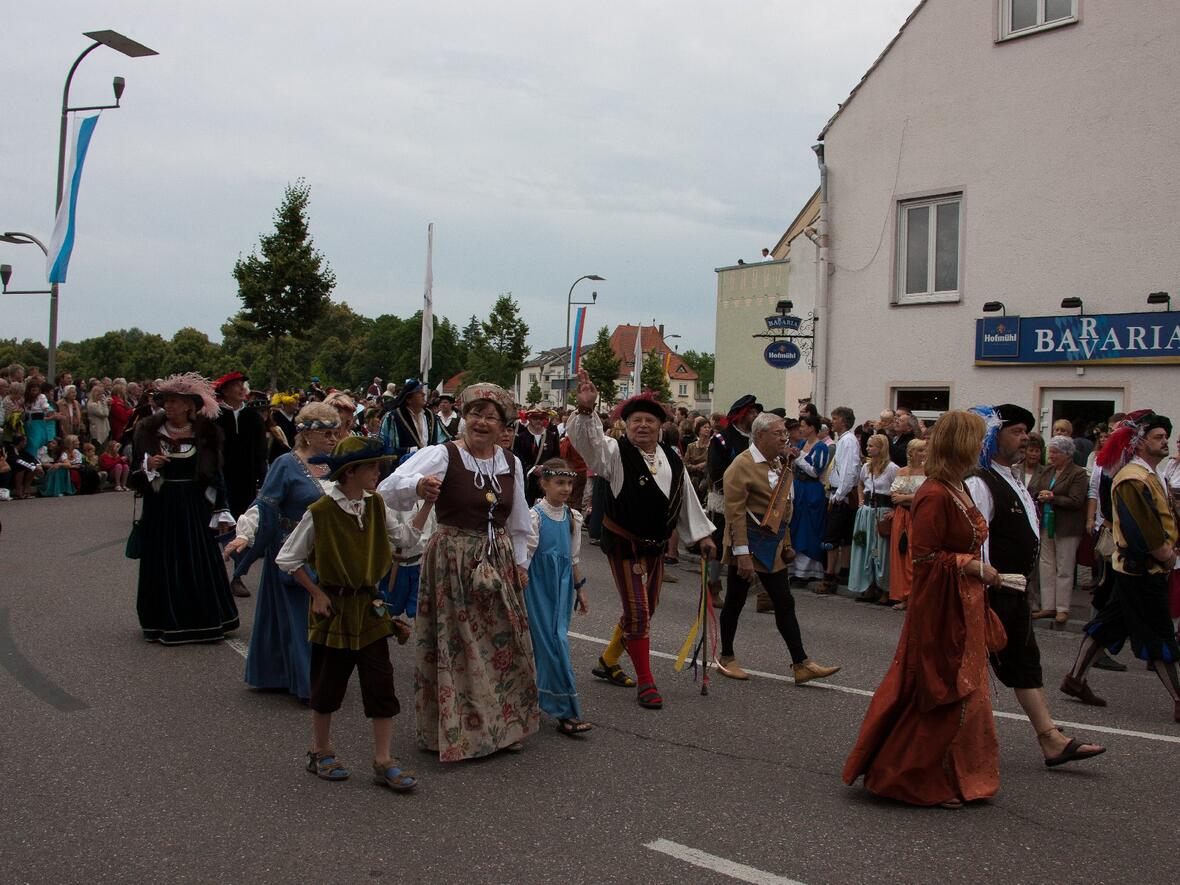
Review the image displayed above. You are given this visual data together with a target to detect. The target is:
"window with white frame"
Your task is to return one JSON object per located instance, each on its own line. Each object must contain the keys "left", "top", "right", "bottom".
{"left": 678, "top": 383, "right": 688, "bottom": 397}
{"left": 999, "top": 0, "right": 1077, "bottom": 41}
{"left": 896, "top": 194, "right": 961, "bottom": 304}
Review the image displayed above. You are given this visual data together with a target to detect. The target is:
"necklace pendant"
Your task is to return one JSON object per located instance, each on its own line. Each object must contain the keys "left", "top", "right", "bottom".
{"left": 485, "top": 491, "right": 497, "bottom": 505}
{"left": 638, "top": 476, "right": 647, "bottom": 486}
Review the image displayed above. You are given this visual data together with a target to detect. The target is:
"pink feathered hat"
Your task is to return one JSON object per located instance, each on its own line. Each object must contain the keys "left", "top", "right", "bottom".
{"left": 153, "top": 372, "right": 221, "bottom": 419}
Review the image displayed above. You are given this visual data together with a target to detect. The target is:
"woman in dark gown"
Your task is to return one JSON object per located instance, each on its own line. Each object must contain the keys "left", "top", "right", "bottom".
{"left": 130, "top": 373, "right": 239, "bottom": 645}
{"left": 842, "top": 410, "right": 1006, "bottom": 808}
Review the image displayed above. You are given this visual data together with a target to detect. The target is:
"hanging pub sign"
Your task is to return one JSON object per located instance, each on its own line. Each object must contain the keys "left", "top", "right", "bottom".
{"left": 765, "top": 314, "right": 802, "bottom": 332}
{"left": 975, "top": 311, "right": 1180, "bottom": 365}
{"left": 764, "top": 341, "right": 802, "bottom": 369}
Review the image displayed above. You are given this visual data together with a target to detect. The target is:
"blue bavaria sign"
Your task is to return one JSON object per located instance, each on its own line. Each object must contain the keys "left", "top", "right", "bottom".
{"left": 766, "top": 315, "right": 802, "bottom": 331}
{"left": 975, "top": 311, "right": 1180, "bottom": 365}
{"left": 764, "top": 340, "right": 802, "bottom": 369}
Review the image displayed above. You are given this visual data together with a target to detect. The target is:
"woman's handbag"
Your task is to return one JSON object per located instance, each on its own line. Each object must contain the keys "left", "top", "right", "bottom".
{"left": 876, "top": 510, "right": 894, "bottom": 539}
{"left": 124, "top": 494, "right": 142, "bottom": 559}
{"left": 1094, "top": 525, "right": 1116, "bottom": 558}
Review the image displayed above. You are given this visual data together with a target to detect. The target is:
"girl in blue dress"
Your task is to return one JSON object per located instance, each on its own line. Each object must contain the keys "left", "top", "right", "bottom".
{"left": 225, "top": 403, "right": 339, "bottom": 700}
{"left": 525, "top": 458, "right": 591, "bottom": 737}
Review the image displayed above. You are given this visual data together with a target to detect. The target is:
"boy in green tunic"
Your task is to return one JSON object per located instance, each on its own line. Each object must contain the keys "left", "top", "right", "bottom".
{"left": 277, "top": 437, "right": 421, "bottom": 791}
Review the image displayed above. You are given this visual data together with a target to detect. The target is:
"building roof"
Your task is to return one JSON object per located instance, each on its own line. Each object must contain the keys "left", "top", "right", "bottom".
{"left": 522, "top": 345, "right": 590, "bottom": 370}
{"left": 772, "top": 188, "right": 821, "bottom": 258}
{"left": 817, "top": 0, "right": 928, "bottom": 140}
{"left": 609, "top": 325, "right": 699, "bottom": 381}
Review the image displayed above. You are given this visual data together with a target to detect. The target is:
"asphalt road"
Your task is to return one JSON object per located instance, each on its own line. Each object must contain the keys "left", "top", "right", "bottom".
{"left": 2, "top": 492, "right": 1177, "bottom": 885}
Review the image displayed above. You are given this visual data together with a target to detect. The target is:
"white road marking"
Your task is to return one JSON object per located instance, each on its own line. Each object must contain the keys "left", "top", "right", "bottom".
{"left": 567, "top": 631, "right": 1180, "bottom": 745}
{"left": 645, "top": 838, "right": 806, "bottom": 885}
{"left": 226, "top": 638, "right": 248, "bottom": 659}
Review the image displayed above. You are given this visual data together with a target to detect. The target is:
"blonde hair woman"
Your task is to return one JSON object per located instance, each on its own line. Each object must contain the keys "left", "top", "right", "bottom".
{"left": 887, "top": 438, "right": 928, "bottom": 609}
{"left": 850, "top": 433, "right": 899, "bottom": 601}
{"left": 224, "top": 401, "right": 340, "bottom": 699}
{"left": 845, "top": 410, "right": 1005, "bottom": 809}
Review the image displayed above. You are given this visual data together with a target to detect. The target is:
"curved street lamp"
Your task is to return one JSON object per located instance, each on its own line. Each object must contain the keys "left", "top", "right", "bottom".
{"left": 564, "top": 274, "right": 604, "bottom": 392}
{"left": 42, "top": 30, "right": 158, "bottom": 379}
{"left": 0, "top": 231, "right": 52, "bottom": 295}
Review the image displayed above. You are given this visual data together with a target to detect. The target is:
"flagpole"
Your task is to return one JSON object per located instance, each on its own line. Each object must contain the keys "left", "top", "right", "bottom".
{"left": 420, "top": 223, "right": 434, "bottom": 386}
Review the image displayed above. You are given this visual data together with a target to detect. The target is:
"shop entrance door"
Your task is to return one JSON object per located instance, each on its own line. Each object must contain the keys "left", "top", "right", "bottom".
{"left": 1038, "top": 388, "right": 1124, "bottom": 436}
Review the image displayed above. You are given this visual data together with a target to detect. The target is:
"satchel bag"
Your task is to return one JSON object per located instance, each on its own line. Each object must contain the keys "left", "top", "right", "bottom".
{"left": 124, "top": 494, "right": 143, "bottom": 559}
{"left": 876, "top": 510, "right": 894, "bottom": 539}
{"left": 1094, "top": 525, "right": 1116, "bottom": 558}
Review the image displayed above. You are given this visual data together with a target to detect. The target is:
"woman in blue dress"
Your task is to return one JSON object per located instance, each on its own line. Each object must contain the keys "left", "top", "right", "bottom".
{"left": 790, "top": 416, "right": 831, "bottom": 584}
{"left": 225, "top": 402, "right": 339, "bottom": 700}
{"left": 525, "top": 458, "right": 592, "bottom": 737}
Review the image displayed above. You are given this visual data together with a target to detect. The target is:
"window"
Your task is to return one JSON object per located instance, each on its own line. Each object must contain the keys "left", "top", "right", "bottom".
{"left": 529, "top": 373, "right": 538, "bottom": 383}
{"left": 999, "top": 0, "right": 1077, "bottom": 40}
{"left": 893, "top": 387, "right": 950, "bottom": 423}
{"left": 896, "top": 195, "right": 961, "bottom": 304}
{"left": 678, "top": 384, "right": 688, "bottom": 397}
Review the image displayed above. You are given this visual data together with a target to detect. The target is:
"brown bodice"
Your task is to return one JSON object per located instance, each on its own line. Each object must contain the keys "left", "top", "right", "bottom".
{"left": 435, "top": 441, "right": 516, "bottom": 531}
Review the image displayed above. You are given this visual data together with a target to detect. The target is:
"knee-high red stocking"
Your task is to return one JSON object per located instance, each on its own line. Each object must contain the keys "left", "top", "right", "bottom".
{"left": 625, "top": 637, "right": 654, "bottom": 687}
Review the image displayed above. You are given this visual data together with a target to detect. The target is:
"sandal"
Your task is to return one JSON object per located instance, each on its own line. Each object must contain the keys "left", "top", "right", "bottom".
{"left": 1044, "top": 736, "right": 1106, "bottom": 768}
{"left": 503, "top": 740, "right": 525, "bottom": 754}
{"left": 637, "top": 683, "right": 663, "bottom": 710}
{"left": 556, "top": 718, "right": 593, "bottom": 737}
{"left": 306, "top": 749, "right": 350, "bottom": 781}
{"left": 372, "top": 758, "right": 417, "bottom": 792}
{"left": 939, "top": 798, "right": 963, "bottom": 810}
{"left": 591, "top": 657, "right": 635, "bottom": 688}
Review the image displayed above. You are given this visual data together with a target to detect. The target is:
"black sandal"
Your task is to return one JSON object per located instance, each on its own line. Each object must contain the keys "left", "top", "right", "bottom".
{"left": 1044, "top": 737, "right": 1106, "bottom": 768}
{"left": 637, "top": 683, "right": 663, "bottom": 710}
{"left": 556, "top": 718, "right": 593, "bottom": 737}
{"left": 591, "top": 657, "right": 635, "bottom": 687}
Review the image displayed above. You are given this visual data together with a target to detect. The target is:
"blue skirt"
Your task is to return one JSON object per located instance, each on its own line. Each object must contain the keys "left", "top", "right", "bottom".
{"left": 40, "top": 467, "right": 74, "bottom": 497}
{"left": 848, "top": 505, "right": 890, "bottom": 594}
{"left": 244, "top": 558, "right": 311, "bottom": 699}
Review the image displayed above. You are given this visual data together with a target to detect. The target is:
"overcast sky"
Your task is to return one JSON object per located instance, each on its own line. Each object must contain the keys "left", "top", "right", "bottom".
{"left": 1, "top": 1, "right": 915, "bottom": 357}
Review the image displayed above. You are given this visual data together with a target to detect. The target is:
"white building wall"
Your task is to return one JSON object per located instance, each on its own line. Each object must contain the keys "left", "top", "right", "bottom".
{"left": 821, "top": 0, "right": 1180, "bottom": 430}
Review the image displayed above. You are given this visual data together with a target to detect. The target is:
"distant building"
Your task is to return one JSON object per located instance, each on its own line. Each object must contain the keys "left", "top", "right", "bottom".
{"left": 514, "top": 346, "right": 586, "bottom": 407}
{"left": 609, "top": 324, "right": 701, "bottom": 409}
{"left": 714, "top": 190, "right": 819, "bottom": 415}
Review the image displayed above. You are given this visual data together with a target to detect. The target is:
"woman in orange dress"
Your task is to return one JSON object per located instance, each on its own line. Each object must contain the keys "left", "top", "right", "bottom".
{"left": 886, "top": 438, "right": 927, "bottom": 609}
{"left": 842, "top": 410, "right": 1005, "bottom": 808}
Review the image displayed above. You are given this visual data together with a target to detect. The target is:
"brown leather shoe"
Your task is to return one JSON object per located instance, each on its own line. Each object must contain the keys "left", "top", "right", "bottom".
{"left": 813, "top": 580, "right": 838, "bottom": 596}
{"left": 793, "top": 659, "right": 841, "bottom": 685}
{"left": 716, "top": 656, "right": 750, "bottom": 680}
{"left": 1060, "top": 674, "right": 1107, "bottom": 707}
{"left": 231, "top": 577, "right": 251, "bottom": 598}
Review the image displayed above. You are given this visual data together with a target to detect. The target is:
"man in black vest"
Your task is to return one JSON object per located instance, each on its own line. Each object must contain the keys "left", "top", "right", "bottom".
{"left": 965, "top": 404, "right": 1105, "bottom": 767}
{"left": 214, "top": 371, "right": 269, "bottom": 598}
{"left": 567, "top": 370, "right": 717, "bottom": 710}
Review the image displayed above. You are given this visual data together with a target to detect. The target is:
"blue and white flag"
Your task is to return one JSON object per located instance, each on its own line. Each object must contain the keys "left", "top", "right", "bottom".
{"left": 46, "top": 113, "right": 100, "bottom": 284}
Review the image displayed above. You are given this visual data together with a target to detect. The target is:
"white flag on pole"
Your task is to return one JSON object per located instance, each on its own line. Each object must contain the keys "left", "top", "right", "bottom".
{"left": 420, "top": 223, "right": 434, "bottom": 383}
{"left": 632, "top": 323, "right": 643, "bottom": 395}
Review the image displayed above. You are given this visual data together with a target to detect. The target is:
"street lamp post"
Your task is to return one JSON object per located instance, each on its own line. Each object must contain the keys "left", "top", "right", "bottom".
{"left": 564, "top": 273, "right": 604, "bottom": 393}
{"left": 44, "top": 30, "right": 158, "bottom": 380}
{"left": 1, "top": 232, "right": 52, "bottom": 295}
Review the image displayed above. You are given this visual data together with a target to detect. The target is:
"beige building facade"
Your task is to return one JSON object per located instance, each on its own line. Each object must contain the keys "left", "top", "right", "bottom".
{"left": 811, "top": 0, "right": 1180, "bottom": 432}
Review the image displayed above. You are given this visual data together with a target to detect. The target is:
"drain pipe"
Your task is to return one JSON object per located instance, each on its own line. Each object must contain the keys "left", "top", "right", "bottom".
{"left": 811, "top": 142, "right": 830, "bottom": 411}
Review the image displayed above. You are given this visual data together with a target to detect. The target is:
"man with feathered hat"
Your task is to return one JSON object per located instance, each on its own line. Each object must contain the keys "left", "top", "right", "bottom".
{"left": 965, "top": 405, "right": 1105, "bottom": 766}
{"left": 1061, "top": 410, "right": 1180, "bottom": 722}
{"left": 379, "top": 378, "right": 447, "bottom": 465}
{"left": 566, "top": 370, "right": 717, "bottom": 710}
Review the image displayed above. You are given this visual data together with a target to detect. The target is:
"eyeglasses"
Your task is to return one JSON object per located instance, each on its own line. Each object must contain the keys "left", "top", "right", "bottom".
{"left": 467, "top": 411, "right": 502, "bottom": 424}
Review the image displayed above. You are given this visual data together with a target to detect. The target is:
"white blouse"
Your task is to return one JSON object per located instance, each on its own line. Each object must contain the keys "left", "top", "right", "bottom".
{"left": 525, "top": 500, "right": 584, "bottom": 568}
{"left": 377, "top": 443, "right": 533, "bottom": 566}
{"left": 860, "top": 462, "right": 899, "bottom": 497}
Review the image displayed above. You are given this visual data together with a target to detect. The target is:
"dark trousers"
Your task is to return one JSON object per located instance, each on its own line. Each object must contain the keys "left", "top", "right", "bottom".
{"left": 720, "top": 565, "right": 807, "bottom": 664}
{"left": 987, "top": 588, "right": 1043, "bottom": 689}
{"left": 309, "top": 637, "right": 399, "bottom": 718}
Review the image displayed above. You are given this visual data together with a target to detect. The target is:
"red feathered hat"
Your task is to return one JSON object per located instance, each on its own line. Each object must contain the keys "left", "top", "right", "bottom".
{"left": 1095, "top": 409, "right": 1172, "bottom": 476}
{"left": 213, "top": 371, "right": 248, "bottom": 392}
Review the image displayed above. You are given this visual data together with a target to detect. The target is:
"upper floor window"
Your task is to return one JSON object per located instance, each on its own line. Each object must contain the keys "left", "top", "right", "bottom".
{"left": 999, "top": 0, "right": 1077, "bottom": 41}
{"left": 895, "top": 194, "right": 961, "bottom": 304}
{"left": 678, "top": 384, "right": 688, "bottom": 397}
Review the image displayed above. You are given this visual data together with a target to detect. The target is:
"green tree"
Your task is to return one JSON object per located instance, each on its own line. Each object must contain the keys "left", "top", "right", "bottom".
{"left": 525, "top": 379, "right": 543, "bottom": 406}
{"left": 467, "top": 293, "right": 529, "bottom": 388}
{"left": 679, "top": 349, "right": 715, "bottom": 391}
{"left": 0, "top": 338, "right": 49, "bottom": 369}
{"left": 165, "top": 327, "right": 219, "bottom": 376}
{"left": 75, "top": 331, "right": 129, "bottom": 380}
{"left": 232, "top": 179, "right": 336, "bottom": 390}
{"left": 580, "top": 326, "right": 619, "bottom": 406}
{"left": 122, "top": 329, "right": 172, "bottom": 380}
{"left": 641, "top": 348, "right": 672, "bottom": 402}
